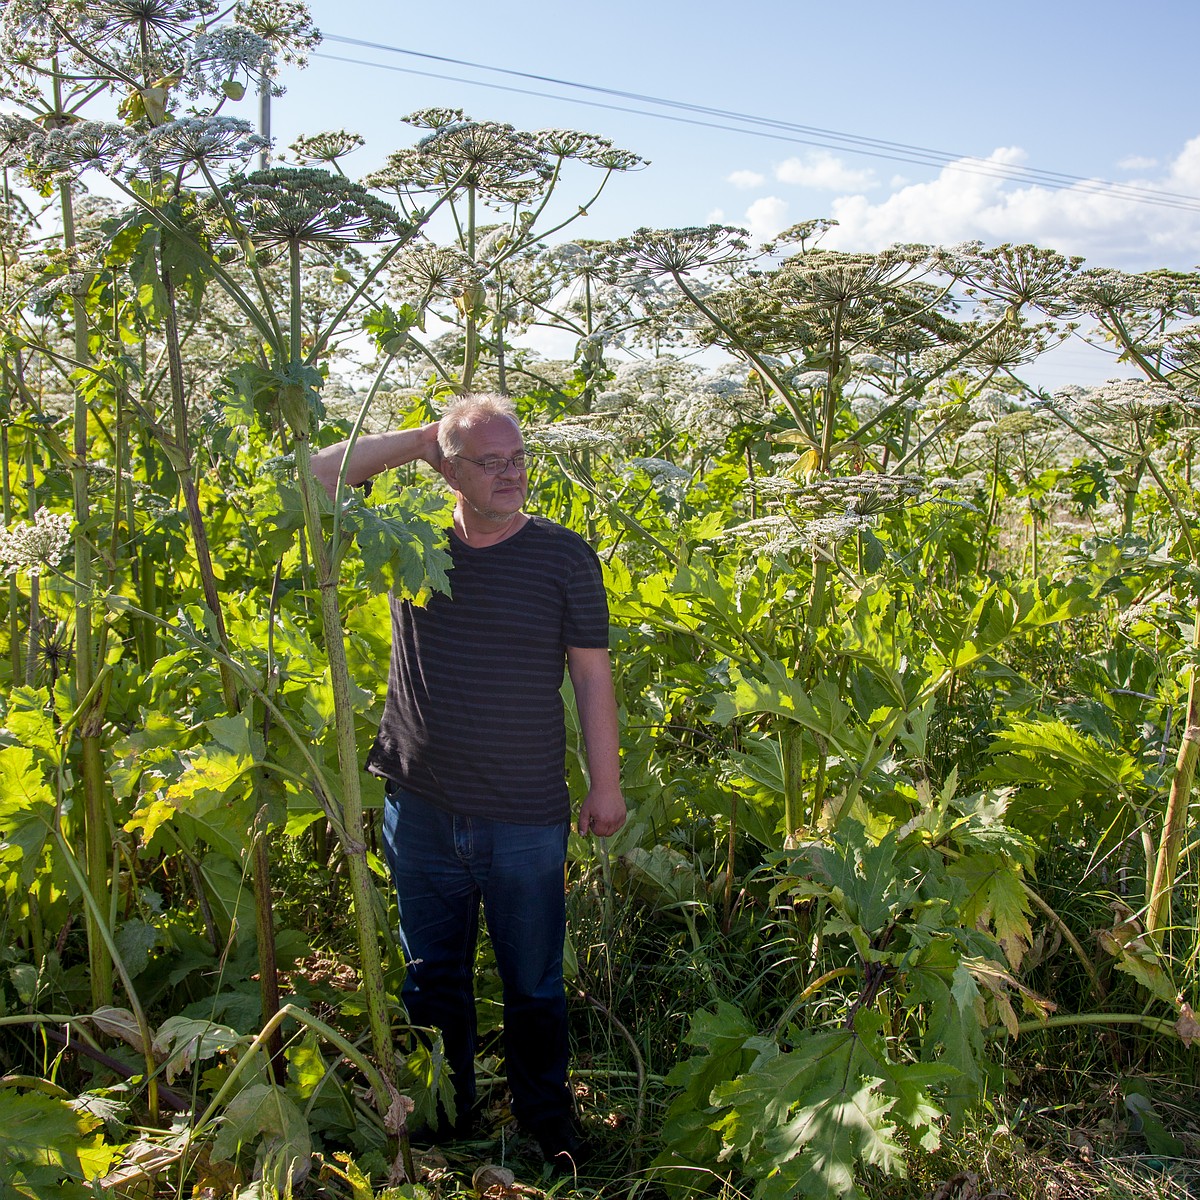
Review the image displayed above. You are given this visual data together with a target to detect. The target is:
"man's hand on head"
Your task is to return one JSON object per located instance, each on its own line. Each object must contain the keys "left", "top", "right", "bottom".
{"left": 578, "top": 785, "right": 626, "bottom": 838}
{"left": 420, "top": 420, "right": 443, "bottom": 470}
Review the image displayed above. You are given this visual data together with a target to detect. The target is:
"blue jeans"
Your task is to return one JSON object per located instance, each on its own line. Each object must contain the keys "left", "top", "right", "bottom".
{"left": 382, "top": 786, "right": 572, "bottom": 1132}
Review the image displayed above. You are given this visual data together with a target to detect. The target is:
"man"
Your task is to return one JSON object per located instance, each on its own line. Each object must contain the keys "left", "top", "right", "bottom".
{"left": 312, "top": 395, "right": 625, "bottom": 1169}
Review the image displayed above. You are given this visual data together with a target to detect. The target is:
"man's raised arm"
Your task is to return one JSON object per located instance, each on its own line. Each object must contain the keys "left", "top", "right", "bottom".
{"left": 311, "top": 421, "right": 443, "bottom": 500}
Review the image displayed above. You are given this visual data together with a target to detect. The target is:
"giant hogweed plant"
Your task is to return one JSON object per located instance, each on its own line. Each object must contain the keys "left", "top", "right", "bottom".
{"left": 0, "top": 0, "right": 319, "bottom": 1037}
{"left": 0, "top": 7, "right": 1197, "bottom": 1189}
{"left": 652, "top": 790, "right": 1051, "bottom": 1200}
{"left": 0, "top": 11, "right": 651, "bottom": 1188}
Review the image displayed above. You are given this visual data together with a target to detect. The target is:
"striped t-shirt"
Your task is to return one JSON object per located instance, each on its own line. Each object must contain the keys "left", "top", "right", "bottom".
{"left": 366, "top": 516, "right": 610, "bottom": 824}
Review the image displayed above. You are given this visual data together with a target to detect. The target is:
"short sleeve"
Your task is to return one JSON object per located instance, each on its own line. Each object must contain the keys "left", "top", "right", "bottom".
{"left": 563, "top": 546, "right": 610, "bottom": 649}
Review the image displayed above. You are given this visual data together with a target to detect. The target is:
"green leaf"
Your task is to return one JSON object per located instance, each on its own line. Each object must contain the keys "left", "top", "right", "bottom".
{"left": 946, "top": 852, "right": 1033, "bottom": 969}
{"left": 710, "top": 1023, "right": 907, "bottom": 1200}
{"left": 165, "top": 714, "right": 261, "bottom": 818}
{"left": 0, "top": 1089, "right": 97, "bottom": 1197}
{"left": 712, "top": 659, "right": 851, "bottom": 748}
{"left": 656, "top": 1003, "right": 760, "bottom": 1170}
{"left": 210, "top": 1083, "right": 311, "bottom": 1187}
{"left": 364, "top": 302, "right": 424, "bottom": 354}
{"left": 1123, "top": 1089, "right": 1185, "bottom": 1157}
{"left": 114, "top": 918, "right": 160, "bottom": 980}
{"left": 621, "top": 844, "right": 706, "bottom": 907}
{"left": 0, "top": 747, "right": 56, "bottom": 891}
{"left": 2, "top": 688, "right": 59, "bottom": 760}
{"left": 342, "top": 479, "right": 453, "bottom": 600}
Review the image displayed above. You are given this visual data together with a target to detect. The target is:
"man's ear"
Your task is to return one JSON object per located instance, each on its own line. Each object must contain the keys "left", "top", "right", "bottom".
{"left": 438, "top": 456, "right": 458, "bottom": 487}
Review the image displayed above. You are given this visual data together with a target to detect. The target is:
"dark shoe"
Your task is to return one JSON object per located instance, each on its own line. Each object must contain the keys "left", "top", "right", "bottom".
{"left": 530, "top": 1116, "right": 591, "bottom": 1174}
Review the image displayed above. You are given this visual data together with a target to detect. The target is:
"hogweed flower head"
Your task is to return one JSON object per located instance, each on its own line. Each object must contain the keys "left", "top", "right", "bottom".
{"left": 235, "top": 0, "right": 320, "bottom": 69}
{"left": 131, "top": 116, "right": 264, "bottom": 174}
{"left": 957, "top": 243, "right": 1084, "bottom": 316}
{"left": 724, "top": 514, "right": 808, "bottom": 557}
{"left": 369, "top": 116, "right": 556, "bottom": 205}
{"left": 613, "top": 225, "right": 749, "bottom": 278}
{"left": 403, "top": 107, "right": 467, "bottom": 132}
{"left": 187, "top": 24, "right": 274, "bottom": 97}
{"left": 24, "top": 121, "right": 132, "bottom": 183}
{"left": 808, "top": 474, "right": 924, "bottom": 516}
{"left": 528, "top": 421, "right": 620, "bottom": 454}
{"left": 221, "top": 167, "right": 409, "bottom": 247}
{"left": 1049, "top": 378, "right": 1200, "bottom": 425}
{"left": 802, "top": 511, "right": 878, "bottom": 546}
{"left": 288, "top": 129, "right": 364, "bottom": 166}
{"left": 624, "top": 456, "right": 692, "bottom": 502}
{"left": 531, "top": 129, "right": 646, "bottom": 172}
{"left": 0, "top": 507, "right": 72, "bottom": 576}
{"left": 0, "top": 113, "right": 43, "bottom": 169}
{"left": 389, "top": 243, "right": 478, "bottom": 302}
{"left": 1067, "top": 267, "right": 1156, "bottom": 315}
{"left": 87, "top": 0, "right": 217, "bottom": 67}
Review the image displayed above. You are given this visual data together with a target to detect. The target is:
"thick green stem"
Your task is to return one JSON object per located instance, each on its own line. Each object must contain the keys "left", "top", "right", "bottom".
{"left": 819, "top": 306, "right": 843, "bottom": 471}
{"left": 51, "top": 823, "right": 156, "bottom": 1122}
{"left": 1146, "top": 613, "right": 1200, "bottom": 946}
{"left": 292, "top": 436, "right": 398, "bottom": 1102}
{"left": 288, "top": 240, "right": 397, "bottom": 1103}
{"left": 60, "top": 168, "right": 113, "bottom": 1010}
{"left": 781, "top": 727, "right": 803, "bottom": 846}
{"left": 160, "top": 264, "right": 240, "bottom": 713}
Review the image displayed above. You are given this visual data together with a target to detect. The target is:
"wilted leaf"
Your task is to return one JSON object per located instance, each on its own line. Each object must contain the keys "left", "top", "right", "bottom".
{"left": 1096, "top": 906, "right": 1176, "bottom": 1005}
{"left": 152, "top": 1016, "right": 245, "bottom": 1083}
{"left": 1176, "top": 1001, "right": 1199, "bottom": 1047}
{"left": 948, "top": 852, "right": 1033, "bottom": 969}
{"left": 89, "top": 1006, "right": 145, "bottom": 1054}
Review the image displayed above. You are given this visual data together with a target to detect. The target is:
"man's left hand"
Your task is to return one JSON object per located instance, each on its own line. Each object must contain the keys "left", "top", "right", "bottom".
{"left": 578, "top": 786, "right": 626, "bottom": 837}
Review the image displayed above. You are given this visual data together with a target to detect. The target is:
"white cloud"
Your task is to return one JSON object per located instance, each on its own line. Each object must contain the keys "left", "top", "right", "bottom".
{"left": 1118, "top": 154, "right": 1157, "bottom": 171}
{"left": 727, "top": 169, "right": 766, "bottom": 189}
{"left": 819, "top": 139, "right": 1200, "bottom": 269}
{"left": 707, "top": 207, "right": 727, "bottom": 222}
{"left": 776, "top": 151, "right": 878, "bottom": 191}
{"left": 743, "top": 196, "right": 789, "bottom": 243}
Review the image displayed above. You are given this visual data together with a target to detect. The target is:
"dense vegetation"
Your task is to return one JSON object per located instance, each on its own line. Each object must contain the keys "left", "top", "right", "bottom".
{"left": 0, "top": 3, "right": 1197, "bottom": 1198}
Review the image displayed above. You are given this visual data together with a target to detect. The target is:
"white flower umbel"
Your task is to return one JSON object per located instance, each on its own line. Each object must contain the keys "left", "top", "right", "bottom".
{"left": 288, "top": 129, "right": 365, "bottom": 166}
{"left": 528, "top": 421, "right": 620, "bottom": 453}
{"left": 1052, "top": 377, "right": 1200, "bottom": 422}
{"left": 0, "top": 507, "right": 72, "bottom": 576}
{"left": 802, "top": 511, "right": 877, "bottom": 546}
{"left": 624, "top": 456, "right": 692, "bottom": 502}
{"left": 130, "top": 116, "right": 265, "bottom": 175}
{"left": 187, "top": 24, "right": 274, "bottom": 98}
{"left": 26, "top": 122, "right": 132, "bottom": 182}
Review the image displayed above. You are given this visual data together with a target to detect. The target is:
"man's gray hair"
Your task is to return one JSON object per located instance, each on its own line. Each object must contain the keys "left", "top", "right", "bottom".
{"left": 437, "top": 393, "right": 520, "bottom": 457}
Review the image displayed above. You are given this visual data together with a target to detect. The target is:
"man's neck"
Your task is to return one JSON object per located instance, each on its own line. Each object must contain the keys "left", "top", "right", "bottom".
{"left": 453, "top": 506, "right": 528, "bottom": 547}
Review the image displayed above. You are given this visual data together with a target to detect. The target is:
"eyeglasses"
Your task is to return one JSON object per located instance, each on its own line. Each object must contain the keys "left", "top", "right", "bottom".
{"left": 452, "top": 452, "right": 535, "bottom": 475}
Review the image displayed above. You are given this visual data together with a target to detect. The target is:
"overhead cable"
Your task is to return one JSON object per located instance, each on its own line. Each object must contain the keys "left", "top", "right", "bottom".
{"left": 317, "top": 34, "right": 1200, "bottom": 215}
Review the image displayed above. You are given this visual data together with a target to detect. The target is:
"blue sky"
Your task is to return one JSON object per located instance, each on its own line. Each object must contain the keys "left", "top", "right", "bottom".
{"left": 266, "top": 1, "right": 1200, "bottom": 385}
{"left": 273, "top": 0, "right": 1200, "bottom": 261}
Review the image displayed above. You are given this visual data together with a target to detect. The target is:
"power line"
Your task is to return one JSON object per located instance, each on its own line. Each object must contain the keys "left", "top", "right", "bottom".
{"left": 317, "top": 34, "right": 1200, "bottom": 216}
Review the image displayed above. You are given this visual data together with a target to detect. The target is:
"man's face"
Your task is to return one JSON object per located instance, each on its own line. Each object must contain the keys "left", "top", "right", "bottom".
{"left": 442, "top": 415, "right": 529, "bottom": 523}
